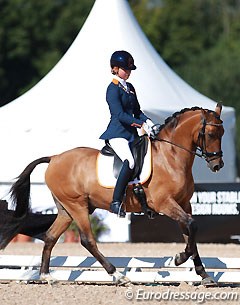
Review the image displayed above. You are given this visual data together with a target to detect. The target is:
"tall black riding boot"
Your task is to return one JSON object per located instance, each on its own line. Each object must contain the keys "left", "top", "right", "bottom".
{"left": 110, "top": 160, "right": 133, "bottom": 217}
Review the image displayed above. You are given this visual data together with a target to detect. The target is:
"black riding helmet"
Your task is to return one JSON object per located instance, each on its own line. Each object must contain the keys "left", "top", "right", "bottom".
{"left": 110, "top": 50, "right": 136, "bottom": 70}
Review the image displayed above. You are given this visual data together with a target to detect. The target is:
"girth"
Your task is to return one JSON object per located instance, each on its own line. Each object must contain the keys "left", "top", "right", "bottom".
{"left": 100, "top": 135, "right": 149, "bottom": 180}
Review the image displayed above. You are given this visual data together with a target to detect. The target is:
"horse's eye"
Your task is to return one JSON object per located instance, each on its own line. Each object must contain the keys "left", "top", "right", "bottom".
{"left": 208, "top": 133, "right": 214, "bottom": 139}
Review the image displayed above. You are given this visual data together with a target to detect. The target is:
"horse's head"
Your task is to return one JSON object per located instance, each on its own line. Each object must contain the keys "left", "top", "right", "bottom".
{"left": 151, "top": 104, "right": 224, "bottom": 173}
{"left": 196, "top": 103, "right": 224, "bottom": 172}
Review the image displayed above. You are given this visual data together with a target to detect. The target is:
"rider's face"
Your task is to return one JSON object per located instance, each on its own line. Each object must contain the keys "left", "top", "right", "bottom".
{"left": 118, "top": 67, "right": 131, "bottom": 80}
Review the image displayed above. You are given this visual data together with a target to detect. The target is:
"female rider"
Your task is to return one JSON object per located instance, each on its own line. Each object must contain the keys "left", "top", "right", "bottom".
{"left": 100, "top": 50, "right": 154, "bottom": 217}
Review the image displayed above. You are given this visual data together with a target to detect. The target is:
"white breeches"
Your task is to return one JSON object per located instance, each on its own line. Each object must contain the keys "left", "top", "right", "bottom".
{"left": 109, "top": 138, "right": 135, "bottom": 169}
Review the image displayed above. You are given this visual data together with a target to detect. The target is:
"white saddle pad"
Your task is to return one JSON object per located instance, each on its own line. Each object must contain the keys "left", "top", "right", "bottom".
{"left": 96, "top": 139, "right": 152, "bottom": 188}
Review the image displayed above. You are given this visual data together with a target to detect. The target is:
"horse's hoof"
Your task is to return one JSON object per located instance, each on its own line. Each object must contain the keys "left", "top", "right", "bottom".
{"left": 201, "top": 277, "right": 217, "bottom": 287}
{"left": 174, "top": 252, "right": 188, "bottom": 266}
{"left": 112, "top": 271, "right": 131, "bottom": 286}
{"left": 40, "top": 273, "right": 58, "bottom": 285}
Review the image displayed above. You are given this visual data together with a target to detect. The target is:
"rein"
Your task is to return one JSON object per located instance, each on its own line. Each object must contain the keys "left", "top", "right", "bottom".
{"left": 153, "top": 118, "right": 223, "bottom": 162}
{"left": 155, "top": 137, "right": 204, "bottom": 158}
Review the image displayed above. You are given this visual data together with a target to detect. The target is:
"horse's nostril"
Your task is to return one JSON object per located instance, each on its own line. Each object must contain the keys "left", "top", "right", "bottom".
{"left": 213, "top": 164, "right": 220, "bottom": 172}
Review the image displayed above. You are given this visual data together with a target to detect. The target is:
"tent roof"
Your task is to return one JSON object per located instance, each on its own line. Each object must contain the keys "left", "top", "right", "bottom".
{"left": 0, "top": 0, "right": 233, "bottom": 130}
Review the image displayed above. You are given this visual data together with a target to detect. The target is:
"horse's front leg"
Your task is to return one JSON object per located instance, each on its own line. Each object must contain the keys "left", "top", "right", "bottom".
{"left": 192, "top": 249, "right": 217, "bottom": 286}
{"left": 178, "top": 219, "right": 217, "bottom": 286}
{"left": 160, "top": 200, "right": 195, "bottom": 265}
{"left": 175, "top": 216, "right": 197, "bottom": 266}
{"left": 160, "top": 199, "right": 216, "bottom": 286}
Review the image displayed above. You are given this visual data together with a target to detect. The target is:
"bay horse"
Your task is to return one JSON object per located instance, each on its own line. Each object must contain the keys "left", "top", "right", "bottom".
{"left": 0, "top": 104, "right": 224, "bottom": 286}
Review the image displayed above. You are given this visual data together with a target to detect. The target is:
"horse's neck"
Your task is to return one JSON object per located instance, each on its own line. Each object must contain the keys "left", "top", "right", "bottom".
{"left": 153, "top": 113, "right": 200, "bottom": 171}
{"left": 166, "top": 112, "right": 200, "bottom": 150}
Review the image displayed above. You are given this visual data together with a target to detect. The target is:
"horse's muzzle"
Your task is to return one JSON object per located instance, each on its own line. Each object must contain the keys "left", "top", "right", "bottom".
{"left": 208, "top": 158, "right": 224, "bottom": 172}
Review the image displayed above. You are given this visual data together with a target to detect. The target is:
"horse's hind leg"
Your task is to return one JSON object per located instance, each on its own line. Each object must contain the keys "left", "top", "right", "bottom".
{"left": 68, "top": 204, "right": 130, "bottom": 285}
{"left": 40, "top": 200, "right": 73, "bottom": 281}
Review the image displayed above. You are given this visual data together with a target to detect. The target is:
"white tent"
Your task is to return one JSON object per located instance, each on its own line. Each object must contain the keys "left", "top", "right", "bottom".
{"left": 0, "top": 0, "right": 236, "bottom": 210}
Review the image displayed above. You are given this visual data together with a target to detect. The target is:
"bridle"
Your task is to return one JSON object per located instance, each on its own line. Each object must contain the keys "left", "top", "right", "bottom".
{"left": 152, "top": 115, "right": 223, "bottom": 163}
{"left": 196, "top": 117, "right": 223, "bottom": 161}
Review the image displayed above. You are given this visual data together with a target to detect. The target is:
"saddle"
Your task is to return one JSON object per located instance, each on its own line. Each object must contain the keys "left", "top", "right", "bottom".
{"left": 100, "top": 135, "right": 157, "bottom": 219}
{"left": 100, "top": 135, "right": 149, "bottom": 180}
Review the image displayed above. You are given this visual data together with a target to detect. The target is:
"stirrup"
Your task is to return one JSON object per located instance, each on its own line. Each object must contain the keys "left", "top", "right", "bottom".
{"left": 110, "top": 201, "right": 126, "bottom": 218}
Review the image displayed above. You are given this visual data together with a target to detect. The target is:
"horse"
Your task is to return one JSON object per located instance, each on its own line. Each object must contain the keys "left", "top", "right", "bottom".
{"left": 0, "top": 103, "right": 224, "bottom": 286}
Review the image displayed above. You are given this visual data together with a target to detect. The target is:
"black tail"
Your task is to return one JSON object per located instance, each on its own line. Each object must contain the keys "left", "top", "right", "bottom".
{"left": 0, "top": 156, "right": 51, "bottom": 249}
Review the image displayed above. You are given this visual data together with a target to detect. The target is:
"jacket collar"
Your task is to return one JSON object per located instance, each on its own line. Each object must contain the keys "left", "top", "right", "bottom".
{"left": 112, "top": 76, "right": 128, "bottom": 90}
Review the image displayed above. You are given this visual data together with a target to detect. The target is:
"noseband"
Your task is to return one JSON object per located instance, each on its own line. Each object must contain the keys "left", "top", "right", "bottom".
{"left": 153, "top": 115, "right": 223, "bottom": 163}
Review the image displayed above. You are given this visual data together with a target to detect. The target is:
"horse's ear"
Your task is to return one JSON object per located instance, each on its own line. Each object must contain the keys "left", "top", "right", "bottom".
{"left": 215, "top": 102, "right": 222, "bottom": 116}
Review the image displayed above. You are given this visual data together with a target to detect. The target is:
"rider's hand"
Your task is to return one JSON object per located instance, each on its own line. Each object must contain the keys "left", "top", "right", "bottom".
{"left": 143, "top": 119, "right": 155, "bottom": 137}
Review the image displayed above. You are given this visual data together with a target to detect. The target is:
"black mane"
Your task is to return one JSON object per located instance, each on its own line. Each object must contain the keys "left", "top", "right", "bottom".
{"left": 158, "top": 106, "right": 220, "bottom": 132}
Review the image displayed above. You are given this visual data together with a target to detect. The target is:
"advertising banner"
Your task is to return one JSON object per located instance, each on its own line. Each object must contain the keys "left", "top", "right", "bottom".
{"left": 130, "top": 183, "right": 240, "bottom": 243}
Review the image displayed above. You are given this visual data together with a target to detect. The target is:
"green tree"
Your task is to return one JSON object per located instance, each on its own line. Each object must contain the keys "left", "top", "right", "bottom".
{"left": 1, "top": 0, "right": 240, "bottom": 172}
{"left": 131, "top": 0, "right": 240, "bottom": 173}
{"left": 0, "top": 0, "right": 94, "bottom": 106}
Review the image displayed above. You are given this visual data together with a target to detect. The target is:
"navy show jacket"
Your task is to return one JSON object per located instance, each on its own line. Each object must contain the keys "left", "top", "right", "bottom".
{"left": 100, "top": 79, "right": 149, "bottom": 142}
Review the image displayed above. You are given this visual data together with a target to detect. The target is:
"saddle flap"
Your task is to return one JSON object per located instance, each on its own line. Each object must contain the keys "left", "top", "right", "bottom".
{"left": 100, "top": 141, "right": 123, "bottom": 178}
{"left": 97, "top": 136, "right": 152, "bottom": 188}
{"left": 130, "top": 135, "right": 149, "bottom": 179}
{"left": 100, "top": 135, "right": 149, "bottom": 180}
